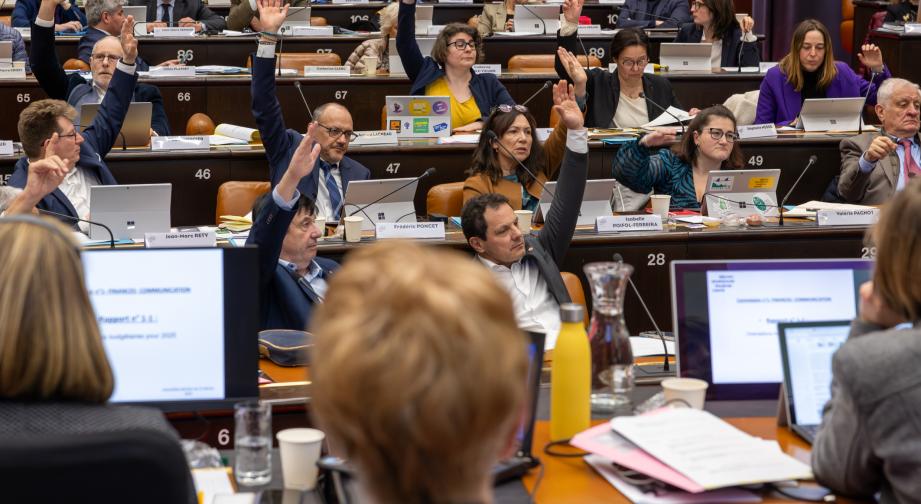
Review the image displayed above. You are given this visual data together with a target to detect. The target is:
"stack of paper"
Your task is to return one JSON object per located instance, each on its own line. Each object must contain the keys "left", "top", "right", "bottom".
{"left": 642, "top": 108, "right": 695, "bottom": 128}
{"left": 784, "top": 200, "right": 876, "bottom": 219}
{"left": 219, "top": 215, "right": 252, "bottom": 232}
{"left": 209, "top": 124, "right": 261, "bottom": 146}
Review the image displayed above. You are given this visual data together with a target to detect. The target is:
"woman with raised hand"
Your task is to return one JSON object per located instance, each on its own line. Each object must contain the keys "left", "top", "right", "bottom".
{"left": 397, "top": 0, "right": 514, "bottom": 133}
{"left": 675, "top": 0, "right": 760, "bottom": 68}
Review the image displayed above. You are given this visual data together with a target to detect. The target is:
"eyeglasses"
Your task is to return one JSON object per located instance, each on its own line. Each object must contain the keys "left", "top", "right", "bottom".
{"left": 90, "top": 53, "right": 120, "bottom": 63}
{"left": 494, "top": 104, "right": 529, "bottom": 114}
{"left": 691, "top": 1, "right": 707, "bottom": 9}
{"left": 619, "top": 57, "right": 649, "bottom": 69}
{"left": 447, "top": 39, "right": 476, "bottom": 50}
{"left": 706, "top": 128, "right": 739, "bottom": 143}
{"left": 316, "top": 123, "right": 359, "bottom": 142}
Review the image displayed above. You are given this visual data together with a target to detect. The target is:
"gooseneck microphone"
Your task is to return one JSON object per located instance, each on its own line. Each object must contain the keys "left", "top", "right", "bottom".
{"left": 612, "top": 252, "right": 669, "bottom": 372}
{"left": 778, "top": 155, "right": 817, "bottom": 227}
{"left": 37, "top": 208, "right": 116, "bottom": 248}
{"left": 484, "top": 130, "right": 555, "bottom": 199}
{"left": 344, "top": 167, "right": 436, "bottom": 223}
{"left": 858, "top": 71, "right": 879, "bottom": 134}
{"left": 518, "top": 3, "right": 548, "bottom": 35}
{"left": 638, "top": 92, "right": 685, "bottom": 136}
{"left": 292, "top": 81, "right": 316, "bottom": 122}
{"left": 520, "top": 80, "right": 553, "bottom": 108}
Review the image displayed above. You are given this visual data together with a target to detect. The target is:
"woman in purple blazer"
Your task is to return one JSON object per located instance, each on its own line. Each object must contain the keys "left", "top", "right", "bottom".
{"left": 755, "top": 19, "right": 890, "bottom": 126}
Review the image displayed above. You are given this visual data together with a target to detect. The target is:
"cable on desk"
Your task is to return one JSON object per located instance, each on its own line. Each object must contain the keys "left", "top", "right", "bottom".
{"left": 542, "top": 439, "right": 589, "bottom": 458}
{"left": 528, "top": 459, "right": 545, "bottom": 504}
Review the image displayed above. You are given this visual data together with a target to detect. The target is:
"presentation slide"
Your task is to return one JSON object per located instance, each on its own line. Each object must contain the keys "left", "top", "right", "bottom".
{"left": 786, "top": 326, "right": 848, "bottom": 425}
{"left": 706, "top": 269, "right": 856, "bottom": 384}
{"left": 83, "top": 249, "right": 226, "bottom": 403}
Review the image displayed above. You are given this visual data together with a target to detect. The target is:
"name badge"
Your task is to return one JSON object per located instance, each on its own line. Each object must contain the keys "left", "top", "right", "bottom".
{"left": 578, "top": 24, "right": 602, "bottom": 34}
{"left": 0, "top": 140, "right": 13, "bottom": 155}
{"left": 595, "top": 214, "right": 662, "bottom": 233}
{"left": 737, "top": 123, "right": 778, "bottom": 140}
{"left": 426, "top": 25, "right": 447, "bottom": 35}
{"left": 0, "top": 67, "right": 25, "bottom": 79}
{"left": 303, "top": 65, "right": 350, "bottom": 76}
{"left": 151, "top": 136, "right": 210, "bottom": 151}
{"left": 759, "top": 62, "right": 779, "bottom": 73}
{"left": 472, "top": 64, "right": 501, "bottom": 76}
{"left": 438, "top": 0, "right": 473, "bottom": 4}
{"left": 292, "top": 25, "right": 334, "bottom": 36}
{"left": 331, "top": 0, "right": 369, "bottom": 4}
{"left": 375, "top": 222, "right": 445, "bottom": 239}
{"left": 351, "top": 130, "right": 398, "bottom": 146}
{"left": 906, "top": 23, "right": 921, "bottom": 34}
{"left": 145, "top": 231, "right": 217, "bottom": 248}
{"left": 207, "top": 0, "right": 231, "bottom": 5}
{"left": 153, "top": 27, "right": 196, "bottom": 37}
{"left": 597, "top": 0, "right": 625, "bottom": 4}
{"left": 149, "top": 65, "right": 195, "bottom": 77}
{"left": 817, "top": 208, "right": 879, "bottom": 226}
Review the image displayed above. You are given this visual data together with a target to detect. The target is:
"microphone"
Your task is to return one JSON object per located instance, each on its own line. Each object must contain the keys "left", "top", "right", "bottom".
{"left": 858, "top": 71, "right": 879, "bottom": 134}
{"left": 778, "top": 155, "right": 817, "bottom": 227}
{"left": 344, "top": 167, "right": 435, "bottom": 223}
{"left": 76, "top": 123, "right": 127, "bottom": 151}
{"left": 613, "top": 252, "right": 670, "bottom": 374}
{"left": 293, "top": 81, "right": 316, "bottom": 122}
{"left": 37, "top": 208, "right": 115, "bottom": 248}
{"left": 639, "top": 92, "right": 685, "bottom": 136}
{"left": 520, "top": 80, "right": 552, "bottom": 108}
{"left": 484, "top": 130, "right": 554, "bottom": 199}
{"left": 517, "top": 3, "right": 548, "bottom": 34}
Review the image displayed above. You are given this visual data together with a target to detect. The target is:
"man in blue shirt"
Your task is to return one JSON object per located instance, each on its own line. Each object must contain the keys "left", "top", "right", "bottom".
{"left": 0, "top": 24, "right": 30, "bottom": 73}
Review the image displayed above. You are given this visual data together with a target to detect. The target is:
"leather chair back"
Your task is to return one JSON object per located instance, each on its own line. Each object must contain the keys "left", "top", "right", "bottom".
{"left": 426, "top": 182, "right": 464, "bottom": 218}
{"left": 186, "top": 112, "right": 216, "bottom": 135}
{"left": 247, "top": 52, "right": 342, "bottom": 70}
{"left": 216, "top": 181, "right": 271, "bottom": 223}
{"left": 561, "top": 271, "right": 589, "bottom": 328}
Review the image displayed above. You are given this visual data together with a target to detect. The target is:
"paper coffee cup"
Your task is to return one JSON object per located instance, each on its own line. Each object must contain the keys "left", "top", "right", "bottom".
{"left": 649, "top": 194, "right": 671, "bottom": 221}
{"left": 362, "top": 56, "right": 378, "bottom": 76}
{"left": 276, "top": 428, "right": 325, "bottom": 490}
{"left": 344, "top": 215, "right": 363, "bottom": 243}
{"left": 314, "top": 217, "right": 326, "bottom": 240}
{"left": 661, "top": 377, "right": 708, "bottom": 409}
{"left": 514, "top": 209, "right": 533, "bottom": 234}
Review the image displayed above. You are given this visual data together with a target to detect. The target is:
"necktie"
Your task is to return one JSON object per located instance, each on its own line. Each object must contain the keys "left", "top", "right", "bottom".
{"left": 319, "top": 160, "right": 343, "bottom": 219}
{"left": 160, "top": 2, "right": 171, "bottom": 24}
{"left": 899, "top": 139, "right": 921, "bottom": 183}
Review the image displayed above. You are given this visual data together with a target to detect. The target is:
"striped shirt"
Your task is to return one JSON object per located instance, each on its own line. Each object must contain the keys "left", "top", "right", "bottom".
{"left": 613, "top": 139, "right": 700, "bottom": 209}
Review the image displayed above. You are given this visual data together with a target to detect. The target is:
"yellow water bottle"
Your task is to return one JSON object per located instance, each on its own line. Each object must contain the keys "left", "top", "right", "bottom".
{"left": 550, "top": 303, "right": 591, "bottom": 441}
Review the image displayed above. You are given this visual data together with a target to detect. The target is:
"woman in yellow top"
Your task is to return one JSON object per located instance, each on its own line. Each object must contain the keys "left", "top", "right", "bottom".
{"left": 397, "top": 0, "right": 515, "bottom": 132}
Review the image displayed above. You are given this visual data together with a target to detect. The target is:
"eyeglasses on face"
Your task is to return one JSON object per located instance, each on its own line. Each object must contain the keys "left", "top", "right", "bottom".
{"left": 90, "top": 53, "right": 121, "bottom": 63}
{"left": 494, "top": 104, "right": 529, "bottom": 114}
{"left": 691, "top": 1, "right": 707, "bottom": 9}
{"left": 316, "top": 123, "right": 359, "bottom": 142}
{"left": 447, "top": 39, "right": 476, "bottom": 50}
{"left": 619, "top": 57, "right": 649, "bottom": 69}
{"left": 706, "top": 128, "right": 739, "bottom": 143}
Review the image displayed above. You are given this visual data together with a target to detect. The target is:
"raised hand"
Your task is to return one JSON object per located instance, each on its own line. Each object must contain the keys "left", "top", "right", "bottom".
{"left": 178, "top": 17, "right": 202, "bottom": 32}
{"left": 561, "top": 0, "right": 584, "bottom": 24}
{"left": 640, "top": 128, "right": 678, "bottom": 148}
{"left": 120, "top": 16, "right": 138, "bottom": 64}
{"left": 257, "top": 0, "right": 290, "bottom": 34}
{"left": 556, "top": 47, "right": 587, "bottom": 98}
{"left": 738, "top": 15, "right": 754, "bottom": 34}
{"left": 552, "top": 79, "right": 584, "bottom": 130}
{"left": 26, "top": 154, "right": 70, "bottom": 201}
{"left": 857, "top": 43, "right": 884, "bottom": 73}
{"left": 277, "top": 123, "right": 321, "bottom": 202}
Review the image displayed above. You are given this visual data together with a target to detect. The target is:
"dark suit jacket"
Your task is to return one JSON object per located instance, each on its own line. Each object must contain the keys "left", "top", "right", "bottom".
{"left": 617, "top": 0, "right": 691, "bottom": 29}
{"left": 130, "top": 0, "right": 226, "bottom": 32}
{"left": 837, "top": 131, "right": 919, "bottom": 204}
{"left": 556, "top": 29, "right": 682, "bottom": 128}
{"left": 12, "top": 0, "right": 86, "bottom": 28}
{"left": 250, "top": 52, "right": 370, "bottom": 200}
{"left": 675, "top": 23, "right": 760, "bottom": 68}
{"left": 245, "top": 195, "right": 339, "bottom": 331}
{"left": 79, "top": 27, "right": 151, "bottom": 71}
{"left": 10, "top": 26, "right": 134, "bottom": 220}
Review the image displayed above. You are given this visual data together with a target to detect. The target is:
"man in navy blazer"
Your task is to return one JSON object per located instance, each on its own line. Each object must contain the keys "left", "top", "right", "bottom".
{"left": 80, "top": 0, "right": 157, "bottom": 71}
{"left": 12, "top": 0, "right": 86, "bottom": 30}
{"left": 247, "top": 124, "right": 339, "bottom": 331}
{"left": 251, "top": 0, "right": 371, "bottom": 221}
{"left": 617, "top": 0, "right": 691, "bottom": 28}
{"left": 10, "top": 8, "right": 138, "bottom": 229}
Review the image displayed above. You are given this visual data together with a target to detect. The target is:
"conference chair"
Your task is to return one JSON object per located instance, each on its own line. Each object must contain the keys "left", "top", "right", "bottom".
{"left": 561, "top": 271, "right": 588, "bottom": 328}
{"left": 841, "top": 0, "right": 854, "bottom": 56}
{"left": 64, "top": 58, "right": 90, "bottom": 71}
{"left": 1, "top": 16, "right": 10, "bottom": 25}
{"left": 0, "top": 429, "right": 196, "bottom": 504}
{"left": 507, "top": 54, "right": 601, "bottom": 73}
{"left": 186, "top": 112, "right": 216, "bottom": 136}
{"left": 246, "top": 52, "right": 342, "bottom": 71}
{"left": 216, "top": 180, "right": 270, "bottom": 223}
{"left": 309, "top": 16, "right": 327, "bottom": 26}
{"left": 426, "top": 181, "right": 464, "bottom": 219}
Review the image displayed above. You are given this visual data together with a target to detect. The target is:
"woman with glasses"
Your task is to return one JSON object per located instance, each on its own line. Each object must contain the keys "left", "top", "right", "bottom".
{"left": 397, "top": 0, "right": 514, "bottom": 133}
{"left": 675, "top": 0, "right": 759, "bottom": 68}
{"left": 756, "top": 19, "right": 890, "bottom": 126}
{"left": 555, "top": 0, "right": 687, "bottom": 128}
{"left": 463, "top": 81, "right": 583, "bottom": 209}
{"left": 613, "top": 104, "right": 744, "bottom": 209}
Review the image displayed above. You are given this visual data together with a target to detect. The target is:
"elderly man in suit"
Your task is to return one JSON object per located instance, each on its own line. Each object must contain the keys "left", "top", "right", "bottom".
{"left": 838, "top": 78, "right": 921, "bottom": 204}
{"left": 78, "top": 0, "right": 179, "bottom": 71}
{"left": 131, "top": 0, "right": 225, "bottom": 33}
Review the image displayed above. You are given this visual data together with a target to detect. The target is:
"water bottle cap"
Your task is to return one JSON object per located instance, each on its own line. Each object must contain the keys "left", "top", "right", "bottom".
{"left": 559, "top": 303, "right": 584, "bottom": 322}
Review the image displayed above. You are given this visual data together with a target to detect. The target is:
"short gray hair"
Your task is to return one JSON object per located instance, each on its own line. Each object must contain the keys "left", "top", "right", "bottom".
{"left": 86, "top": 0, "right": 125, "bottom": 27}
{"left": 878, "top": 78, "right": 921, "bottom": 107}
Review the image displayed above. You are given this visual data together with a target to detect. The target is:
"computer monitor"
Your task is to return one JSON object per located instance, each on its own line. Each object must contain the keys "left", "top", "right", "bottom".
{"left": 81, "top": 247, "right": 260, "bottom": 412}
{"left": 670, "top": 259, "right": 872, "bottom": 400}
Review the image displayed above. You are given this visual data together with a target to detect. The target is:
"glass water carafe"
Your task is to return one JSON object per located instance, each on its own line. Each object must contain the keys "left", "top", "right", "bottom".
{"left": 583, "top": 261, "right": 634, "bottom": 413}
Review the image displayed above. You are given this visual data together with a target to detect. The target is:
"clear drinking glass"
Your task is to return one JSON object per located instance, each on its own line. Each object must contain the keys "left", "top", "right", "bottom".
{"left": 234, "top": 400, "right": 272, "bottom": 486}
{"left": 583, "top": 261, "right": 635, "bottom": 413}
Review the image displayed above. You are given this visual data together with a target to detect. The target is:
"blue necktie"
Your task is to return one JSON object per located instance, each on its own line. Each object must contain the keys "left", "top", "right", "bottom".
{"left": 319, "top": 160, "right": 343, "bottom": 219}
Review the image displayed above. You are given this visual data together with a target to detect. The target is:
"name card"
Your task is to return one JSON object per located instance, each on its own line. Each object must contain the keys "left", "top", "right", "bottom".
{"left": 439, "top": 0, "right": 473, "bottom": 4}
{"left": 0, "top": 140, "right": 13, "bottom": 156}
{"left": 375, "top": 222, "right": 445, "bottom": 239}
{"left": 331, "top": 0, "right": 369, "bottom": 4}
{"left": 598, "top": 0, "right": 625, "bottom": 4}
{"left": 759, "top": 62, "right": 779, "bottom": 73}
{"left": 426, "top": 25, "right": 447, "bottom": 35}
{"left": 292, "top": 25, "right": 334, "bottom": 36}
{"left": 472, "top": 64, "right": 501, "bottom": 76}
{"left": 303, "top": 65, "right": 350, "bottom": 76}
{"left": 149, "top": 65, "right": 195, "bottom": 77}
{"left": 151, "top": 135, "right": 210, "bottom": 151}
{"left": 595, "top": 214, "right": 662, "bottom": 233}
{"left": 153, "top": 27, "right": 196, "bottom": 37}
{"left": 578, "top": 24, "right": 602, "bottom": 34}
{"left": 817, "top": 208, "right": 879, "bottom": 226}
{"left": 609, "top": 63, "right": 655, "bottom": 74}
{"left": 0, "top": 67, "right": 25, "bottom": 79}
{"left": 14, "top": 27, "right": 30, "bottom": 38}
{"left": 207, "top": 0, "right": 231, "bottom": 5}
{"left": 905, "top": 23, "right": 921, "bottom": 34}
{"left": 351, "top": 130, "right": 398, "bottom": 146}
{"left": 145, "top": 230, "right": 216, "bottom": 248}
{"left": 738, "top": 123, "right": 777, "bottom": 140}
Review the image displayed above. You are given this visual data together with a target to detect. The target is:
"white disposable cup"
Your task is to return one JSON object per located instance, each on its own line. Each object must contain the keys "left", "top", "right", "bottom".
{"left": 661, "top": 377, "right": 709, "bottom": 409}
{"left": 649, "top": 194, "right": 671, "bottom": 221}
{"left": 514, "top": 209, "right": 533, "bottom": 234}
{"left": 276, "top": 428, "right": 326, "bottom": 491}
{"left": 313, "top": 217, "right": 326, "bottom": 241}
{"left": 362, "top": 56, "right": 378, "bottom": 76}
{"left": 344, "top": 215, "right": 364, "bottom": 243}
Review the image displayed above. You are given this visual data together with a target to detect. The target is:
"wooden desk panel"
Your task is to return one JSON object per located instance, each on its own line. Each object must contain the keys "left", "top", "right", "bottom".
{"left": 870, "top": 29, "right": 920, "bottom": 84}
{"left": 853, "top": 1, "right": 890, "bottom": 67}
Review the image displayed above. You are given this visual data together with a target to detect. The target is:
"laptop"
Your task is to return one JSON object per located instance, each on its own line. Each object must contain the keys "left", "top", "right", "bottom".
{"left": 701, "top": 168, "right": 781, "bottom": 218}
{"left": 81, "top": 247, "right": 260, "bottom": 412}
{"left": 385, "top": 95, "right": 452, "bottom": 138}
{"left": 535, "top": 179, "right": 616, "bottom": 226}
{"left": 122, "top": 5, "right": 147, "bottom": 23}
{"left": 796, "top": 97, "right": 865, "bottom": 132}
{"left": 414, "top": 5, "right": 433, "bottom": 35}
{"left": 80, "top": 102, "right": 153, "bottom": 148}
{"left": 89, "top": 183, "right": 172, "bottom": 240}
{"left": 670, "top": 259, "right": 871, "bottom": 400}
{"left": 777, "top": 320, "right": 850, "bottom": 444}
{"left": 280, "top": 6, "right": 311, "bottom": 34}
{"left": 513, "top": 5, "right": 560, "bottom": 34}
{"left": 659, "top": 43, "right": 713, "bottom": 72}
{"left": 342, "top": 177, "right": 419, "bottom": 230}
{"left": 388, "top": 37, "right": 435, "bottom": 75}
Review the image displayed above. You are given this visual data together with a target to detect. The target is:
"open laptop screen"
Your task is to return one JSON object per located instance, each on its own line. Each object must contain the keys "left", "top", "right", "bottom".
{"left": 671, "top": 259, "right": 871, "bottom": 400}
{"left": 82, "top": 247, "right": 259, "bottom": 411}
{"left": 778, "top": 321, "right": 850, "bottom": 426}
